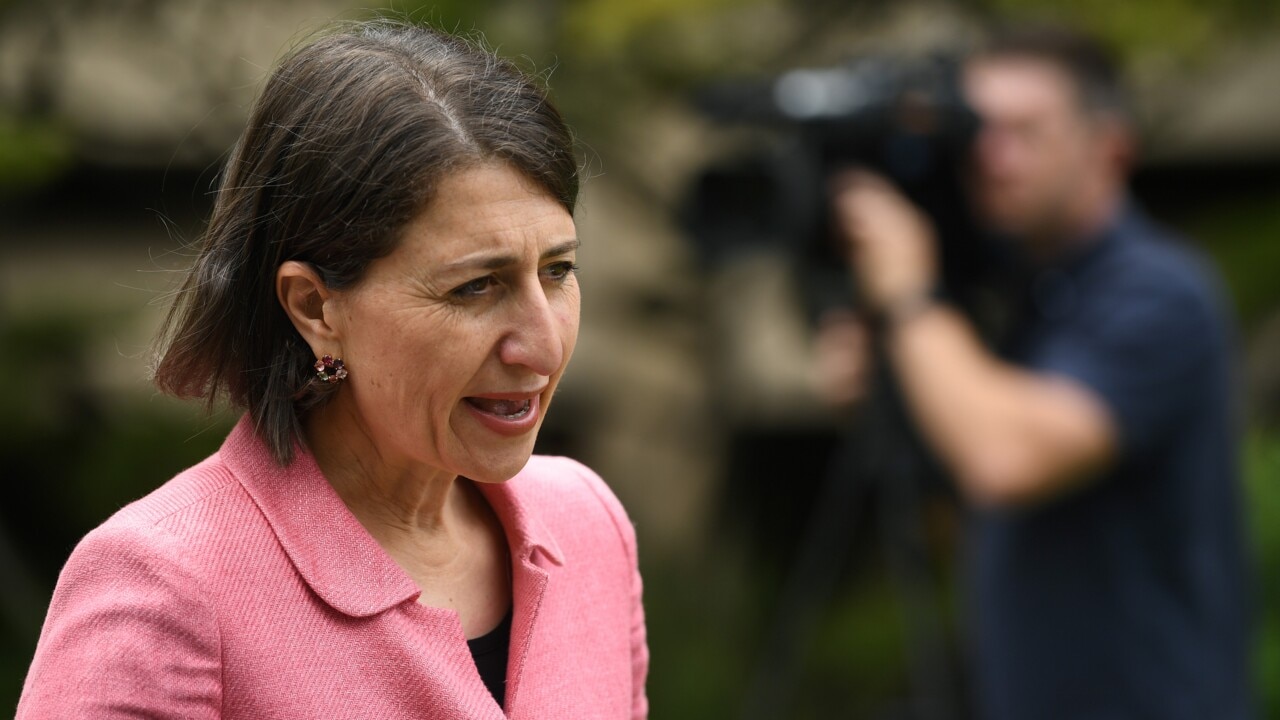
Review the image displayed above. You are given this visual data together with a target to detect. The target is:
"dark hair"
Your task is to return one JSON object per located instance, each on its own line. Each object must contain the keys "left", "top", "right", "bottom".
{"left": 977, "top": 24, "right": 1129, "bottom": 119}
{"left": 152, "top": 21, "right": 579, "bottom": 465}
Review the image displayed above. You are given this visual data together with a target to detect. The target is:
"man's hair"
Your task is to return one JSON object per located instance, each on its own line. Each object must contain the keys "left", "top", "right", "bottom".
{"left": 151, "top": 20, "right": 579, "bottom": 465}
{"left": 977, "top": 24, "right": 1129, "bottom": 119}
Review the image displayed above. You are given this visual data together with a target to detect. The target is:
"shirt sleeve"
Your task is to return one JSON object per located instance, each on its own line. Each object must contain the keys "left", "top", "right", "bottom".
{"left": 624, "top": 502, "right": 649, "bottom": 720}
{"left": 571, "top": 461, "right": 650, "bottom": 720}
{"left": 17, "top": 521, "right": 222, "bottom": 719}
{"left": 1026, "top": 274, "right": 1221, "bottom": 460}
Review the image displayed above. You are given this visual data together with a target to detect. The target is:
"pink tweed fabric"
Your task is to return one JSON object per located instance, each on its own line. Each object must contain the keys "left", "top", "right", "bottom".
{"left": 18, "top": 417, "right": 648, "bottom": 719}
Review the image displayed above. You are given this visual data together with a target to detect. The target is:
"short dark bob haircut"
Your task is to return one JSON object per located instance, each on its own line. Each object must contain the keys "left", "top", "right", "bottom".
{"left": 152, "top": 20, "right": 579, "bottom": 465}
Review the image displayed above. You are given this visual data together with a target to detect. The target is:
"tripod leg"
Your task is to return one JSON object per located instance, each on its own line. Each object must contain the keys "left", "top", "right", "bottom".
{"left": 741, "top": 426, "right": 870, "bottom": 720}
{"left": 879, "top": 452, "right": 961, "bottom": 720}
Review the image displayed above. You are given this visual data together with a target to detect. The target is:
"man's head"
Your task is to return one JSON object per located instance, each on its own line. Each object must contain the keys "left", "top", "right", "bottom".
{"left": 963, "top": 26, "right": 1134, "bottom": 249}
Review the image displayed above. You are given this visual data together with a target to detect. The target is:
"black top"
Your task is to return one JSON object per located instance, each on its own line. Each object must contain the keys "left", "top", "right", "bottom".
{"left": 467, "top": 610, "right": 512, "bottom": 709}
{"left": 972, "top": 204, "right": 1252, "bottom": 720}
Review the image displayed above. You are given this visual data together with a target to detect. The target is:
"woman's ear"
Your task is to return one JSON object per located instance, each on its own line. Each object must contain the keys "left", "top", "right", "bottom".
{"left": 276, "top": 261, "right": 339, "bottom": 354}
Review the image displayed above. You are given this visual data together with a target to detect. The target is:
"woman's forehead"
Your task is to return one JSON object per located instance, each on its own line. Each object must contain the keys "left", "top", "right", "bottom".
{"left": 396, "top": 164, "right": 576, "bottom": 265}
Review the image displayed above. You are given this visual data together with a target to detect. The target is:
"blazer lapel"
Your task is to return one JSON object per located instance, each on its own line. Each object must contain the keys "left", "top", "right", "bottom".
{"left": 476, "top": 471, "right": 564, "bottom": 716}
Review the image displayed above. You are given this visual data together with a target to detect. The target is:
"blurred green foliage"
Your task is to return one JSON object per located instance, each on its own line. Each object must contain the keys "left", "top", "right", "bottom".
{"left": 0, "top": 115, "right": 73, "bottom": 198}
{"left": 1201, "top": 195, "right": 1280, "bottom": 720}
{"left": 1192, "top": 195, "right": 1280, "bottom": 330}
{"left": 640, "top": 540, "right": 924, "bottom": 717}
{"left": 1245, "top": 431, "right": 1280, "bottom": 717}
{"left": 989, "top": 0, "right": 1280, "bottom": 60}
{"left": 562, "top": 0, "right": 743, "bottom": 58}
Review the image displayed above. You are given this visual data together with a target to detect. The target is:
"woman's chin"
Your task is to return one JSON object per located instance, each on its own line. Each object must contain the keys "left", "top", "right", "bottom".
{"left": 449, "top": 403, "right": 546, "bottom": 483}
{"left": 457, "top": 442, "right": 538, "bottom": 484}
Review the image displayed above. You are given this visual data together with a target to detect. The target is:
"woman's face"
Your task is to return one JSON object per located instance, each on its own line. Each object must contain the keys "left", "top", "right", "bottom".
{"left": 325, "top": 162, "right": 580, "bottom": 483}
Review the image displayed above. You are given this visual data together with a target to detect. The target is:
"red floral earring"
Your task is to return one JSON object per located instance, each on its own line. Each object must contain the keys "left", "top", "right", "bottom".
{"left": 314, "top": 354, "right": 348, "bottom": 384}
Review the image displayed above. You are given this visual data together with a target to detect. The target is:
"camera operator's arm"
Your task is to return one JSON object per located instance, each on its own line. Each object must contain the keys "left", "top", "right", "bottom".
{"left": 832, "top": 171, "right": 1117, "bottom": 508}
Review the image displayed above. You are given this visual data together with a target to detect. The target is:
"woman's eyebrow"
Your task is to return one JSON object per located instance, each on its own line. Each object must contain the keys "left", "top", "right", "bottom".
{"left": 541, "top": 238, "right": 580, "bottom": 259}
{"left": 443, "top": 238, "right": 580, "bottom": 273}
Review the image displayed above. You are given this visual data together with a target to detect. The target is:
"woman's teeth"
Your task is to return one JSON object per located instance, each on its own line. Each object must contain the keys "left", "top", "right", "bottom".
{"left": 467, "top": 398, "right": 532, "bottom": 418}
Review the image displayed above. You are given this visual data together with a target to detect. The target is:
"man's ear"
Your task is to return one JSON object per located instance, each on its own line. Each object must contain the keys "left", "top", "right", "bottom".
{"left": 276, "top": 261, "right": 339, "bottom": 354}
{"left": 1096, "top": 113, "right": 1136, "bottom": 179}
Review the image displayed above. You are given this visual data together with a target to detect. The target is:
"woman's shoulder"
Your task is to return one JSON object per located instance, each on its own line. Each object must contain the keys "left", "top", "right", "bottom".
{"left": 515, "top": 454, "right": 604, "bottom": 487}
{"left": 514, "top": 455, "right": 622, "bottom": 509}
{"left": 94, "top": 451, "right": 245, "bottom": 538}
{"left": 509, "top": 455, "right": 637, "bottom": 549}
{"left": 73, "top": 449, "right": 258, "bottom": 580}
{"left": 20, "top": 456, "right": 234, "bottom": 718}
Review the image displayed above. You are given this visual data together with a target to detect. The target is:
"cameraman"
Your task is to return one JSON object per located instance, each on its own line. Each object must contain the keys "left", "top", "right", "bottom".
{"left": 817, "top": 27, "right": 1253, "bottom": 719}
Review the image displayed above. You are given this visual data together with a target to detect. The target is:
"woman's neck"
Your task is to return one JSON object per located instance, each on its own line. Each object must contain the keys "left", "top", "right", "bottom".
{"left": 300, "top": 395, "right": 513, "bottom": 638}
{"left": 302, "top": 398, "right": 470, "bottom": 564}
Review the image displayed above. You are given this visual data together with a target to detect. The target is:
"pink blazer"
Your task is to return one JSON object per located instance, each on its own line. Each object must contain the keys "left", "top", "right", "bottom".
{"left": 18, "top": 418, "right": 648, "bottom": 719}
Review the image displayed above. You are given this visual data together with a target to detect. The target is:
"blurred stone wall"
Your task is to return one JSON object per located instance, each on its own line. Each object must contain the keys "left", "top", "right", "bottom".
{"left": 4, "top": 0, "right": 1280, "bottom": 556}
{"left": 0, "top": 0, "right": 353, "bottom": 166}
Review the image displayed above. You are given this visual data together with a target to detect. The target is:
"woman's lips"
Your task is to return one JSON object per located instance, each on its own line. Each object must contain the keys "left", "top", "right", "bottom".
{"left": 467, "top": 397, "right": 531, "bottom": 417}
{"left": 463, "top": 392, "right": 542, "bottom": 436}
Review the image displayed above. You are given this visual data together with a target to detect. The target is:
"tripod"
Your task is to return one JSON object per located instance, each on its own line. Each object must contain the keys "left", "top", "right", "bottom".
{"left": 740, "top": 361, "right": 962, "bottom": 720}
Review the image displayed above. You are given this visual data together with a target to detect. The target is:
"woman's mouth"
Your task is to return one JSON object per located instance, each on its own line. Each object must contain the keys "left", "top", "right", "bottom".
{"left": 463, "top": 393, "right": 542, "bottom": 436}
{"left": 464, "top": 397, "right": 532, "bottom": 419}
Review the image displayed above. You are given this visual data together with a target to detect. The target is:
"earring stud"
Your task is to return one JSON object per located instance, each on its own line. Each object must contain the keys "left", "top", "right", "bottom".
{"left": 314, "top": 354, "right": 348, "bottom": 384}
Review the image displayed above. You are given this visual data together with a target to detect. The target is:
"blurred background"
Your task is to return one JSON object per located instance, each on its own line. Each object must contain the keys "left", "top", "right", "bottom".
{"left": 1, "top": 0, "right": 1278, "bottom": 717}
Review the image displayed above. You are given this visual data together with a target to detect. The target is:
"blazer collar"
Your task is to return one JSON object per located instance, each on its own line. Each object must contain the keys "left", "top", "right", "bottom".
{"left": 477, "top": 475, "right": 564, "bottom": 569}
{"left": 219, "top": 416, "right": 563, "bottom": 617}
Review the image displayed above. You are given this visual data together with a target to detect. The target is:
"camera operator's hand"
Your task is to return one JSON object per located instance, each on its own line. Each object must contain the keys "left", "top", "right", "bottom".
{"left": 827, "top": 174, "right": 1116, "bottom": 510}
{"left": 830, "top": 170, "right": 939, "bottom": 320}
{"left": 811, "top": 308, "right": 872, "bottom": 408}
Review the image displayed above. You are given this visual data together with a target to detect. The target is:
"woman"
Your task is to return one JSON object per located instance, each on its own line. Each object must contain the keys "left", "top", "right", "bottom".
{"left": 18, "top": 20, "right": 647, "bottom": 719}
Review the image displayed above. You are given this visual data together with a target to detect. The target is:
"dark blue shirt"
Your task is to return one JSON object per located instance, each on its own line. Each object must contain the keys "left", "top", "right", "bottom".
{"left": 971, "top": 206, "right": 1253, "bottom": 720}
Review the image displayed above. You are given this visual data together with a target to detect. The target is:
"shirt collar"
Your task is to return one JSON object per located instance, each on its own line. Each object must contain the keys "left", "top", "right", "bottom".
{"left": 1021, "top": 200, "right": 1143, "bottom": 319}
{"left": 1049, "top": 198, "right": 1139, "bottom": 277}
{"left": 219, "top": 416, "right": 563, "bottom": 617}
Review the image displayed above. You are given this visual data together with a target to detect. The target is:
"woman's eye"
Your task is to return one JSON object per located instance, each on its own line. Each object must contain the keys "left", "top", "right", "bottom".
{"left": 544, "top": 261, "right": 580, "bottom": 281}
{"left": 452, "top": 276, "right": 495, "bottom": 298}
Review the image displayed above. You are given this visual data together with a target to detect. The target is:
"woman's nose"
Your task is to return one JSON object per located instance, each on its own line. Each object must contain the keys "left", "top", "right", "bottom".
{"left": 498, "top": 283, "right": 566, "bottom": 376}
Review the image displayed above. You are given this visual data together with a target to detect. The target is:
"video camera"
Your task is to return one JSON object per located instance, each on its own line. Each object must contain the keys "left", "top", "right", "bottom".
{"left": 684, "top": 54, "right": 1004, "bottom": 318}
{"left": 685, "top": 59, "right": 990, "bottom": 720}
